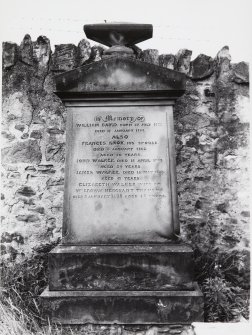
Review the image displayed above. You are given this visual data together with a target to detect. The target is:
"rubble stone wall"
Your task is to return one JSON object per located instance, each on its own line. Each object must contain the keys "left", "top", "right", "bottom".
{"left": 1, "top": 36, "right": 249, "bottom": 283}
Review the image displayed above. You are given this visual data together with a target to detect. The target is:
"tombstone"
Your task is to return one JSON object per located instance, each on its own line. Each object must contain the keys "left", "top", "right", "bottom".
{"left": 41, "top": 23, "right": 204, "bottom": 324}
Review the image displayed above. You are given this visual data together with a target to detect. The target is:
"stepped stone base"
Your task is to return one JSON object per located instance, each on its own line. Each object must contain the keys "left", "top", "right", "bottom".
{"left": 41, "top": 283, "right": 204, "bottom": 325}
{"left": 48, "top": 244, "right": 195, "bottom": 291}
{"left": 42, "top": 243, "right": 204, "bottom": 325}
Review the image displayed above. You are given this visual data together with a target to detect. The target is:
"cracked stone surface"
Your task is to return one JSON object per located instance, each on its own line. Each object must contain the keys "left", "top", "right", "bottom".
{"left": 20, "top": 34, "right": 34, "bottom": 65}
{"left": 140, "top": 49, "right": 159, "bottom": 64}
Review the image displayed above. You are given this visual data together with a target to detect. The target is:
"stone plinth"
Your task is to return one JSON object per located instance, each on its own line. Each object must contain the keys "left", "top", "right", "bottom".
{"left": 41, "top": 283, "right": 204, "bottom": 324}
{"left": 48, "top": 244, "right": 195, "bottom": 291}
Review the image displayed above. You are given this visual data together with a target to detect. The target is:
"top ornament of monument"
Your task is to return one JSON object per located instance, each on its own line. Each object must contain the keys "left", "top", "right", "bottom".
{"left": 84, "top": 22, "right": 153, "bottom": 55}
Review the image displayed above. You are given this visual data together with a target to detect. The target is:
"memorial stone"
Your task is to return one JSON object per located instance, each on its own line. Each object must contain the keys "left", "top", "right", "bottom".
{"left": 41, "top": 23, "right": 204, "bottom": 325}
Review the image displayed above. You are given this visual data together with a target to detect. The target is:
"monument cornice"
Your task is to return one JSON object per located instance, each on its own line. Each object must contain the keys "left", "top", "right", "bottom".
{"left": 54, "top": 56, "right": 186, "bottom": 97}
{"left": 54, "top": 90, "right": 185, "bottom": 102}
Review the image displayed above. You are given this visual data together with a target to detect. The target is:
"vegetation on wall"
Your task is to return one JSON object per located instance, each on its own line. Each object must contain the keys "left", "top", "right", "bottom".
{"left": 0, "top": 241, "right": 60, "bottom": 334}
{"left": 190, "top": 217, "right": 250, "bottom": 322}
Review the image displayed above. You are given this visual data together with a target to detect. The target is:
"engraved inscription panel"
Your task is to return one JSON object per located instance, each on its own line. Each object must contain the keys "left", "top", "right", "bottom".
{"left": 64, "top": 105, "right": 174, "bottom": 243}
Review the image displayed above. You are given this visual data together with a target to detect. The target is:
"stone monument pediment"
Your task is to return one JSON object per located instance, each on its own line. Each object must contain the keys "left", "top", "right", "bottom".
{"left": 55, "top": 56, "right": 186, "bottom": 96}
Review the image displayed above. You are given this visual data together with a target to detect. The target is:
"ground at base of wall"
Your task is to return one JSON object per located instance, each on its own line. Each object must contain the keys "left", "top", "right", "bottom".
{"left": 45, "top": 324, "right": 194, "bottom": 335}
{"left": 40, "top": 322, "right": 252, "bottom": 335}
{"left": 192, "top": 322, "right": 251, "bottom": 335}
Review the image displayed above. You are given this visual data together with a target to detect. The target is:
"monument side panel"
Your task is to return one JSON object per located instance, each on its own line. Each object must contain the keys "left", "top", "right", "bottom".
{"left": 62, "top": 104, "right": 177, "bottom": 244}
{"left": 62, "top": 110, "right": 73, "bottom": 238}
{"left": 167, "top": 111, "right": 180, "bottom": 235}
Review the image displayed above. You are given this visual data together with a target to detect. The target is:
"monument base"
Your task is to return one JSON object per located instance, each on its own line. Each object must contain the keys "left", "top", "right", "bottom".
{"left": 41, "top": 243, "right": 204, "bottom": 324}
{"left": 41, "top": 283, "right": 204, "bottom": 324}
{"left": 48, "top": 244, "right": 195, "bottom": 291}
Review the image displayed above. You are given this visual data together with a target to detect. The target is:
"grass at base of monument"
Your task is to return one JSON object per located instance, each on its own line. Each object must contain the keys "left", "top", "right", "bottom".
{"left": 0, "top": 240, "right": 69, "bottom": 335}
{"left": 0, "top": 299, "right": 74, "bottom": 335}
{"left": 193, "top": 247, "right": 250, "bottom": 322}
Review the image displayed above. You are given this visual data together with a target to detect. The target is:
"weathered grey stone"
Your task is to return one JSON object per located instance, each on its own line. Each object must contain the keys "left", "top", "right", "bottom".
{"left": 194, "top": 176, "right": 211, "bottom": 182}
{"left": 180, "top": 327, "right": 195, "bottom": 335}
{"left": 57, "top": 106, "right": 183, "bottom": 243}
{"left": 37, "top": 164, "right": 55, "bottom": 173}
{"left": 20, "top": 34, "right": 33, "bottom": 65}
{"left": 25, "top": 166, "right": 36, "bottom": 172}
{"left": 169, "top": 325, "right": 182, "bottom": 330}
{"left": 30, "top": 130, "right": 43, "bottom": 139}
{"left": 28, "top": 206, "right": 45, "bottom": 214}
{"left": 109, "top": 325, "right": 122, "bottom": 335}
{"left": 215, "top": 46, "right": 231, "bottom": 77}
{"left": 41, "top": 284, "right": 204, "bottom": 324}
{"left": 241, "top": 211, "right": 250, "bottom": 217}
{"left": 1, "top": 131, "right": 15, "bottom": 141}
{"left": 2, "top": 139, "right": 42, "bottom": 164}
{"left": 132, "top": 44, "right": 142, "bottom": 59}
{"left": 45, "top": 143, "right": 65, "bottom": 162}
{"left": 16, "top": 214, "right": 39, "bottom": 222}
{"left": 48, "top": 245, "right": 195, "bottom": 291}
{"left": 159, "top": 54, "right": 176, "bottom": 69}
{"left": 189, "top": 54, "right": 214, "bottom": 79}
{"left": 2, "top": 61, "right": 34, "bottom": 97}
{"left": 77, "top": 39, "right": 91, "bottom": 65}
{"left": 1, "top": 232, "right": 24, "bottom": 244}
{"left": 170, "top": 330, "right": 182, "bottom": 334}
{"left": 7, "top": 171, "right": 20, "bottom": 179}
{"left": 21, "top": 133, "right": 29, "bottom": 139}
{"left": 2, "top": 42, "right": 18, "bottom": 69}
{"left": 124, "top": 325, "right": 149, "bottom": 332}
{"left": 16, "top": 186, "right": 36, "bottom": 197}
{"left": 145, "top": 327, "right": 158, "bottom": 335}
{"left": 14, "top": 124, "right": 25, "bottom": 132}
{"left": 22, "top": 198, "right": 35, "bottom": 206}
{"left": 47, "top": 127, "right": 64, "bottom": 135}
{"left": 204, "top": 88, "right": 215, "bottom": 97}
{"left": 157, "top": 326, "right": 170, "bottom": 334}
{"left": 46, "top": 177, "right": 64, "bottom": 187}
{"left": 43, "top": 72, "right": 56, "bottom": 93}
{"left": 33, "top": 36, "right": 51, "bottom": 67}
{"left": 84, "top": 23, "right": 152, "bottom": 49}
{"left": 141, "top": 49, "right": 159, "bottom": 65}
{"left": 89, "top": 45, "right": 104, "bottom": 62}
{"left": 2, "top": 92, "right": 33, "bottom": 126}
{"left": 176, "top": 49, "right": 192, "bottom": 74}
{"left": 51, "top": 44, "right": 78, "bottom": 71}
{"left": 216, "top": 202, "right": 228, "bottom": 213}
{"left": 55, "top": 56, "right": 186, "bottom": 93}
{"left": 232, "top": 62, "right": 249, "bottom": 84}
